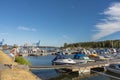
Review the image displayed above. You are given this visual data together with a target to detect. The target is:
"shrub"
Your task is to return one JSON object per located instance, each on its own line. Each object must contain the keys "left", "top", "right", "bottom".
{"left": 15, "top": 56, "right": 31, "bottom": 66}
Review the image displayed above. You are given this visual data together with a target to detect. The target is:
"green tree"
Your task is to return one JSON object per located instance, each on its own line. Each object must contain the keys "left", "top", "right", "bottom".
{"left": 64, "top": 43, "right": 67, "bottom": 48}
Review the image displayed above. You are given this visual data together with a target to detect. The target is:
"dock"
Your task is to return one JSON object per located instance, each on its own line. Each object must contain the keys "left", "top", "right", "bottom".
{"left": 29, "top": 59, "right": 120, "bottom": 74}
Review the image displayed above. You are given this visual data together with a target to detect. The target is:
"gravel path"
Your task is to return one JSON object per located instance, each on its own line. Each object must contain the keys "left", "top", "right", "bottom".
{"left": 0, "top": 64, "right": 12, "bottom": 80}
{"left": 0, "top": 64, "right": 11, "bottom": 70}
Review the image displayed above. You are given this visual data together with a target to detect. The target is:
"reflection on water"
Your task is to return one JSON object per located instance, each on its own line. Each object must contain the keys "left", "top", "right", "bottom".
{"left": 31, "top": 69, "right": 60, "bottom": 80}
{"left": 31, "top": 70, "right": 114, "bottom": 80}
{"left": 26, "top": 55, "right": 55, "bottom": 66}
{"left": 105, "top": 71, "right": 120, "bottom": 80}
{"left": 25, "top": 55, "right": 120, "bottom": 80}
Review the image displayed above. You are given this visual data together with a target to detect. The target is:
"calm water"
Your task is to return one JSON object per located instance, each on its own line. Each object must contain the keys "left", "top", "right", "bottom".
{"left": 25, "top": 55, "right": 120, "bottom": 80}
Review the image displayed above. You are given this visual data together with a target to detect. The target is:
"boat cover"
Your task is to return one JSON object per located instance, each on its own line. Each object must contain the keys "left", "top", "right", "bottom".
{"left": 52, "top": 52, "right": 67, "bottom": 61}
{"left": 74, "top": 53, "right": 85, "bottom": 59}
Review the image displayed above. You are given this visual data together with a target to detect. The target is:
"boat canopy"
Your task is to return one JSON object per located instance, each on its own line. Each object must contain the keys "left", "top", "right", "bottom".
{"left": 117, "top": 64, "right": 120, "bottom": 68}
{"left": 52, "top": 51, "right": 67, "bottom": 61}
{"left": 74, "top": 53, "right": 85, "bottom": 59}
{"left": 57, "top": 51, "right": 64, "bottom": 56}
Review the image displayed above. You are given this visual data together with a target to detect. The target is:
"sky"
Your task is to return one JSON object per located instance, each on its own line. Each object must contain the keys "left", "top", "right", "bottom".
{"left": 0, "top": 0, "right": 120, "bottom": 47}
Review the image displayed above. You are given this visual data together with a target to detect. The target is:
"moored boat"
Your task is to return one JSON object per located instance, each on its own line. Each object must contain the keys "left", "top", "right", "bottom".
{"left": 73, "top": 53, "right": 95, "bottom": 64}
{"left": 52, "top": 52, "right": 76, "bottom": 65}
{"left": 106, "top": 64, "right": 120, "bottom": 74}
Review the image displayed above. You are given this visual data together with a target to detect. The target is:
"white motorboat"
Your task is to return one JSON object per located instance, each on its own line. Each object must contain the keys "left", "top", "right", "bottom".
{"left": 52, "top": 52, "right": 76, "bottom": 65}
{"left": 106, "top": 64, "right": 120, "bottom": 74}
{"left": 52, "top": 58, "right": 76, "bottom": 65}
{"left": 73, "top": 53, "right": 95, "bottom": 64}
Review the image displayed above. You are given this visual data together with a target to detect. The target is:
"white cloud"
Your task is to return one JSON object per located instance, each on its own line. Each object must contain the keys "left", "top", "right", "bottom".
{"left": 18, "top": 26, "right": 37, "bottom": 32}
{"left": 62, "top": 35, "right": 70, "bottom": 40}
{"left": 92, "top": 2, "right": 120, "bottom": 41}
{"left": 18, "top": 26, "right": 30, "bottom": 31}
{"left": 0, "top": 32, "right": 8, "bottom": 35}
{"left": 31, "top": 28, "right": 37, "bottom": 32}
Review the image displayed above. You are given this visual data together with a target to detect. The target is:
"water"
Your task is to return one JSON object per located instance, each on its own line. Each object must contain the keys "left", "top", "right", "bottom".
{"left": 25, "top": 55, "right": 120, "bottom": 80}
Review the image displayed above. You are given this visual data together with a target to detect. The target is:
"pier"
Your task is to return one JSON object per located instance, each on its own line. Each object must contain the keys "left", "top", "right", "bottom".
{"left": 30, "top": 59, "right": 120, "bottom": 74}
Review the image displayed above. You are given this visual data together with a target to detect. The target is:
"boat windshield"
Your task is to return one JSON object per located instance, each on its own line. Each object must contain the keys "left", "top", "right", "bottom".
{"left": 83, "top": 57, "right": 89, "bottom": 60}
{"left": 117, "top": 64, "right": 120, "bottom": 68}
{"left": 74, "top": 53, "right": 85, "bottom": 59}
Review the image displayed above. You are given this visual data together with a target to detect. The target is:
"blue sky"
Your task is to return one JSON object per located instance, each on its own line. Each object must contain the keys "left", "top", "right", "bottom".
{"left": 0, "top": 0, "right": 120, "bottom": 47}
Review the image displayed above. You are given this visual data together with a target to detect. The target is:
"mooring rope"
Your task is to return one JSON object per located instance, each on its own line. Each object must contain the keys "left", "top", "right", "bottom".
{"left": 91, "top": 70, "right": 120, "bottom": 80}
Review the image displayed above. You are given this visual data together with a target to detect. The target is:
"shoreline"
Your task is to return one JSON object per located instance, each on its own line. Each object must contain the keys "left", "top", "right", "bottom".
{"left": 0, "top": 50, "right": 42, "bottom": 80}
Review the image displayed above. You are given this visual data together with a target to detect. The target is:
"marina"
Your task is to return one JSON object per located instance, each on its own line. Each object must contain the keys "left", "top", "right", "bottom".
{"left": 30, "top": 59, "right": 120, "bottom": 74}
{"left": 1, "top": 0, "right": 120, "bottom": 80}
{"left": 2, "top": 45, "right": 120, "bottom": 80}
{"left": 1, "top": 48, "right": 120, "bottom": 80}
{"left": 26, "top": 55, "right": 120, "bottom": 80}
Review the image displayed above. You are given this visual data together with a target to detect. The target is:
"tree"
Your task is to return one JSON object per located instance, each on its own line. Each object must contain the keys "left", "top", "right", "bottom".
{"left": 64, "top": 43, "right": 67, "bottom": 48}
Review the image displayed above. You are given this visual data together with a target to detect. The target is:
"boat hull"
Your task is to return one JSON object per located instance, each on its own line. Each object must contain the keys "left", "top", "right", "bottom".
{"left": 106, "top": 67, "right": 120, "bottom": 74}
{"left": 52, "top": 59, "right": 76, "bottom": 65}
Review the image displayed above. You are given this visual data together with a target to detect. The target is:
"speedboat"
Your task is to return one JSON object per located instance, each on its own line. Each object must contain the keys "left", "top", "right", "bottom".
{"left": 73, "top": 53, "right": 95, "bottom": 64}
{"left": 89, "top": 53, "right": 98, "bottom": 57}
{"left": 114, "top": 53, "right": 120, "bottom": 59}
{"left": 89, "top": 54, "right": 109, "bottom": 61}
{"left": 52, "top": 52, "right": 76, "bottom": 65}
{"left": 106, "top": 64, "right": 120, "bottom": 74}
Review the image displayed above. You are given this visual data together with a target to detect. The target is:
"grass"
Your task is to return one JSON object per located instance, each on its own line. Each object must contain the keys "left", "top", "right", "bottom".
{"left": 0, "top": 50, "right": 40, "bottom": 80}
{"left": 15, "top": 56, "right": 31, "bottom": 66}
{"left": 1, "top": 68, "right": 38, "bottom": 80}
{"left": 0, "top": 50, "right": 13, "bottom": 64}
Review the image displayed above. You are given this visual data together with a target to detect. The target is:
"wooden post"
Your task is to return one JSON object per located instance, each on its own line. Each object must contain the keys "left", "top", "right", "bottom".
{"left": 78, "top": 68, "right": 91, "bottom": 75}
